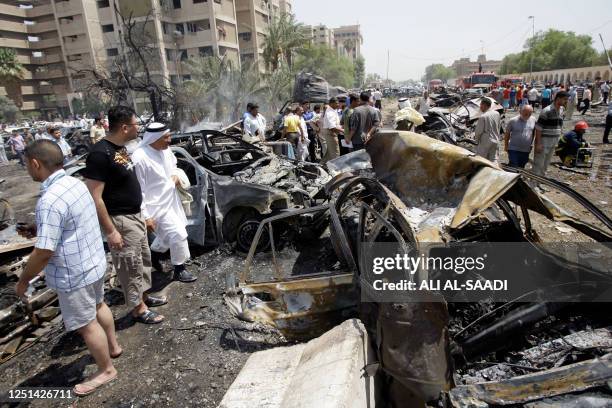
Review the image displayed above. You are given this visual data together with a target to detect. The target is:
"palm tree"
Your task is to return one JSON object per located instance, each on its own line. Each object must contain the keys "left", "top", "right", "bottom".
{"left": 262, "top": 12, "right": 305, "bottom": 72}
{"left": 182, "top": 56, "right": 268, "bottom": 122}
{"left": 0, "top": 48, "right": 24, "bottom": 108}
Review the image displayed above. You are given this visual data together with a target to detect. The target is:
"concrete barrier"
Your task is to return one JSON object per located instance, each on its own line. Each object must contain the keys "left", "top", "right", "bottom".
{"left": 219, "top": 318, "right": 377, "bottom": 408}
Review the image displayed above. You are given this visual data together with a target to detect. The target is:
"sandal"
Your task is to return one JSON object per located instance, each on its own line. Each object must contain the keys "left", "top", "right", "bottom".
{"left": 144, "top": 295, "right": 168, "bottom": 307}
{"left": 74, "top": 372, "right": 117, "bottom": 397}
{"left": 110, "top": 350, "right": 123, "bottom": 359}
{"left": 133, "top": 309, "right": 164, "bottom": 324}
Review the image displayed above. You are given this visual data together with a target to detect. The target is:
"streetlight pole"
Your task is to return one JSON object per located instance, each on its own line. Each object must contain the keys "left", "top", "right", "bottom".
{"left": 529, "top": 16, "right": 535, "bottom": 83}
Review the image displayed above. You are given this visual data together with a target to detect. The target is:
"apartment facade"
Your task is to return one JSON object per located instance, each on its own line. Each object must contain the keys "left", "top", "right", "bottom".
{"left": 334, "top": 25, "right": 361, "bottom": 61}
{"left": 303, "top": 23, "right": 362, "bottom": 62}
{"left": 235, "top": 0, "right": 279, "bottom": 70}
{"left": 451, "top": 54, "right": 502, "bottom": 78}
{"left": 1, "top": 0, "right": 263, "bottom": 116}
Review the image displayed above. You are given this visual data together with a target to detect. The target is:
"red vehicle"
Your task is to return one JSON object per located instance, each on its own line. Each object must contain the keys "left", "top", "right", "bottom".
{"left": 428, "top": 79, "right": 444, "bottom": 91}
{"left": 466, "top": 72, "right": 498, "bottom": 91}
{"left": 459, "top": 76, "right": 472, "bottom": 89}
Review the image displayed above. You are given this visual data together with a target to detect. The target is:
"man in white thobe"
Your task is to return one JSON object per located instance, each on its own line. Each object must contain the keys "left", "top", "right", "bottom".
{"left": 132, "top": 123, "right": 197, "bottom": 283}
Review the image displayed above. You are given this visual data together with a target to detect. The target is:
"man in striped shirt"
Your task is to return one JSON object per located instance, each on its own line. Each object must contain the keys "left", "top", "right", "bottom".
{"left": 533, "top": 91, "right": 569, "bottom": 177}
{"left": 16, "top": 140, "right": 121, "bottom": 396}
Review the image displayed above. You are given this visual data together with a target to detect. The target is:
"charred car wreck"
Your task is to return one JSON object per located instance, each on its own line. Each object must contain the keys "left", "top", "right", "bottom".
{"left": 225, "top": 130, "right": 612, "bottom": 407}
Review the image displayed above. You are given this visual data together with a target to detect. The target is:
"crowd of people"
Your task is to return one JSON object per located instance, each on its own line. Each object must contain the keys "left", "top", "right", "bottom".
{"left": 0, "top": 117, "right": 108, "bottom": 167}
{"left": 14, "top": 106, "right": 196, "bottom": 396}
{"left": 243, "top": 91, "right": 383, "bottom": 165}
{"left": 476, "top": 79, "right": 611, "bottom": 180}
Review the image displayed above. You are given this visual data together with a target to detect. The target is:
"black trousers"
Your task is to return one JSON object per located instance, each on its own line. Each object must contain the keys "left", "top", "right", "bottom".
{"left": 604, "top": 114, "right": 612, "bottom": 143}
{"left": 603, "top": 92, "right": 609, "bottom": 104}
{"left": 580, "top": 99, "right": 590, "bottom": 115}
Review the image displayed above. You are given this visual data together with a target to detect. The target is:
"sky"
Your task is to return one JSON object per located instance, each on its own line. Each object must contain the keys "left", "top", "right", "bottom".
{"left": 292, "top": 0, "right": 612, "bottom": 81}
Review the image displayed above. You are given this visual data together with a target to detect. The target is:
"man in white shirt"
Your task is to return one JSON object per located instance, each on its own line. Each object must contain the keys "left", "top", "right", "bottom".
{"left": 416, "top": 91, "right": 431, "bottom": 115}
{"left": 372, "top": 89, "right": 383, "bottom": 110}
{"left": 132, "top": 123, "right": 196, "bottom": 283}
{"left": 321, "top": 97, "right": 343, "bottom": 164}
{"left": 527, "top": 87, "right": 539, "bottom": 106}
{"left": 600, "top": 81, "right": 609, "bottom": 105}
{"left": 243, "top": 103, "right": 267, "bottom": 142}
{"left": 34, "top": 127, "right": 45, "bottom": 140}
{"left": 297, "top": 106, "right": 310, "bottom": 161}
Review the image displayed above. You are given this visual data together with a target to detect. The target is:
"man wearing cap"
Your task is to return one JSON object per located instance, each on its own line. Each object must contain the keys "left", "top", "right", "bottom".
{"left": 132, "top": 123, "right": 197, "bottom": 283}
{"left": 555, "top": 121, "right": 591, "bottom": 167}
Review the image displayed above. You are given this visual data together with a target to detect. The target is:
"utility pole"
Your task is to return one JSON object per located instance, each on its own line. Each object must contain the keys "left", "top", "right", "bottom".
{"left": 599, "top": 34, "right": 612, "bottom": 70}
{"left": 529, "top": 16, "right": 535, "bottom": 82}
{"left": 386, "top": 50, "right": 390, "bottom": 85}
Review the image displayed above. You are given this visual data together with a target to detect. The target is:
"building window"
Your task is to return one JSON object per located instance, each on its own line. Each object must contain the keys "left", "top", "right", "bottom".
{"left": 165, "top": 48, "right": 172, "bottom": 61}
{"left": 162, "top": 22, "right": 169, "bottom": 35}
{"left": 238, "top": 32, "right": 251, "bottom": 42}
{"left": 173, "top": 0, "right": 181, "bottom": 8}
{"left": 27, "top": 36, "right": 40, "bottom": 42}
{"left": 183, "top": 74, "right": 191, "bottom": 81}
{"left": 186, "top": 19, "right": 210, "bottom": 32}
{"left": 180, "top": 50, "right": 188, "bottom": 61}
{"left": 193, "top": 0, "right": 207, "bottom": 3}
{"left": 199, "top": 46, "right": 213, "bottom": 57}
{"left": 97, "top": 0, "right": 110, "bottom": 8}
{"left": 175, "top": 23, "right": 184, "bottom": 35}
{"left": 214, "top": 0, "right": 221, "bottom": 3}
{"left": 67, "top": 54, "right": 82, "bottom": 61}
{"left": 18, "top": 4, "right": 33, "bottom": 9}
{"left": 106, "top": 48, "right": 118, "bottom": 56}
{"left": 32, "top": 51, "right": 44, "bottom": 58}
{"left": 24, "top": 20, "right": 35, "bottom": 26}
{"left": 102, "top": 24, "right": 114, "bottom": 33}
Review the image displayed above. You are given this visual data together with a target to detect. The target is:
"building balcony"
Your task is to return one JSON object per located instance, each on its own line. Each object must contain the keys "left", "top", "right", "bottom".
{"left": 30, "top": 37, "right": 61, "bottom": 49}
{"left": 38, "top": 84, "right": 54, "bottom": 94}
{"left": 2, "top": 21, "right": 28, "bottom": 33}
{"left": 0, "top": 38, "right": 29, "bottom": 49}
{"left": 27, "top": 20, "right": 58, "bottom": 34}
{"left": 59, "top": 21, "right": 86, "bottom": 37}
{"left": 0, "top": 3, "right": 26, "bottom": 18}
{"left": 179, "top": 31, "right": 214, "bottom": 47}
{"left": 26, "top": 3, "right": 54, "bottom": 18}
{"left": 54, "top": 0, "right": 82, "bottom": 18}
{"left": 34, "top": 69, "right": 66, "bottom": 80}
{"left": 63, "top": 39, "right": 90, "bottom": 54}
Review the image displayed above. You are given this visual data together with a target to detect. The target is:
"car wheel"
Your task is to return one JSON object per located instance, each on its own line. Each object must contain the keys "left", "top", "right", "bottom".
{"left": 236, "top": 219, "right": 270, "bottom": 253}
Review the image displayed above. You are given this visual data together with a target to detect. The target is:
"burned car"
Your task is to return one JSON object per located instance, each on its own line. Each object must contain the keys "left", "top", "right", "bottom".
{"left": 170, "top": 130, "right": 331, "bottom": 251}
{"left": 226, "top": 130, "right": 612, "bottom": 407}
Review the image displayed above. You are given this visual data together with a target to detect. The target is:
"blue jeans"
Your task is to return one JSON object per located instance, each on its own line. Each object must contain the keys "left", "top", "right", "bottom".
{"left": 508, "top": 150, "right": 530, "bottom": 168}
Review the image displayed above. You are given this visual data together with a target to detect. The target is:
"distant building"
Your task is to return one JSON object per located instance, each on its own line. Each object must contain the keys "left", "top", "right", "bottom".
{"left": 451, "top": 54, "right": 502, "bottom": 77}
{"left": 0, "top": 0, "right": 296, "bottom": 116}
{"left": 334, "top": 25, "right": 362, "bottom": 61}
{"left": 302, "top": 23, "right": 363, "bottom": 61}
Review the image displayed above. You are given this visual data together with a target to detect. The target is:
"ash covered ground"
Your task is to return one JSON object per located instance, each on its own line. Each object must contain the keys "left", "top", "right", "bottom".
{"left": 0, "top": 100, "right": 610, "bottom": 407}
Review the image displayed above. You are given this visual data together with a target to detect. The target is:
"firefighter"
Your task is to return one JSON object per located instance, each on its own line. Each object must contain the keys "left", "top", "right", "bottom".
{"left": 555, "top": 121, "right": 591, "bottom": 167}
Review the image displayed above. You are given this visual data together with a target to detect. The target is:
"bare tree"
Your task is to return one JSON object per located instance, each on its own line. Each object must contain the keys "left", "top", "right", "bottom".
{"left": 76, "top": 5, "right": 177, "bottom": 124}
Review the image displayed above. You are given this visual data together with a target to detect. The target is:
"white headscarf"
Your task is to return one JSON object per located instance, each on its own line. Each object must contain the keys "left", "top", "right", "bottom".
{"left": 141, "top": 122, "right": 170, "bottom": 147}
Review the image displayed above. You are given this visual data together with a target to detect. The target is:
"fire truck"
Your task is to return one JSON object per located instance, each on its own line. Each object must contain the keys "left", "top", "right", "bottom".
{"left": 461, "top": 72, "right": 499, "bottom": 91}
{"left": 500, "top": 76, "right": 524, "bottom": 87}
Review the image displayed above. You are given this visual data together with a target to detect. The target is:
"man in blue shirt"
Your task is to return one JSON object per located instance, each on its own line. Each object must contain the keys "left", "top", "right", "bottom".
{"left": 16, "top": 140, "right": 121, "bottom": 396}
{"left": 540, "top": 85, "right": 552, "bottom": 109}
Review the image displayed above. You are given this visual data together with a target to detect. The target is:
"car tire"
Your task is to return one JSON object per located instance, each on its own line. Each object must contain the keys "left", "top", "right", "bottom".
{"left": 236, "top": 219, "right": 270, "bottom": 253}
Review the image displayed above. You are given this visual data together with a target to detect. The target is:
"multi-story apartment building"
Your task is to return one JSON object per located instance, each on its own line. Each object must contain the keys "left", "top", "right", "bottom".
{"left": 0, "top": 0, "right": 257, "bottom": 116}
{"left": 235, "top": 0, "right": 282, "bottom": 70}
{"left": 302, "top": 23, "right": 362, "bottom": 62}
{"left": 0, "top": 0, "right": 93, "bottom": 116}
{"left": 333, "top": 25, "right": 361, "bottom": 61}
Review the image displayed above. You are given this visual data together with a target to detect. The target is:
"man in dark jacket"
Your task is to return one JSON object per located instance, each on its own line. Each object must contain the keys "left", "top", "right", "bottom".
{"left": 556, "top": 121, "right": 591, "bottom": 167}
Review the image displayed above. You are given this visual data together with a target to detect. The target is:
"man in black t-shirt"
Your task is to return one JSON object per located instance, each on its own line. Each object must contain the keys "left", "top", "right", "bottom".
{"left": 83, "top": 106, "right": 165, "bottom": 324}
